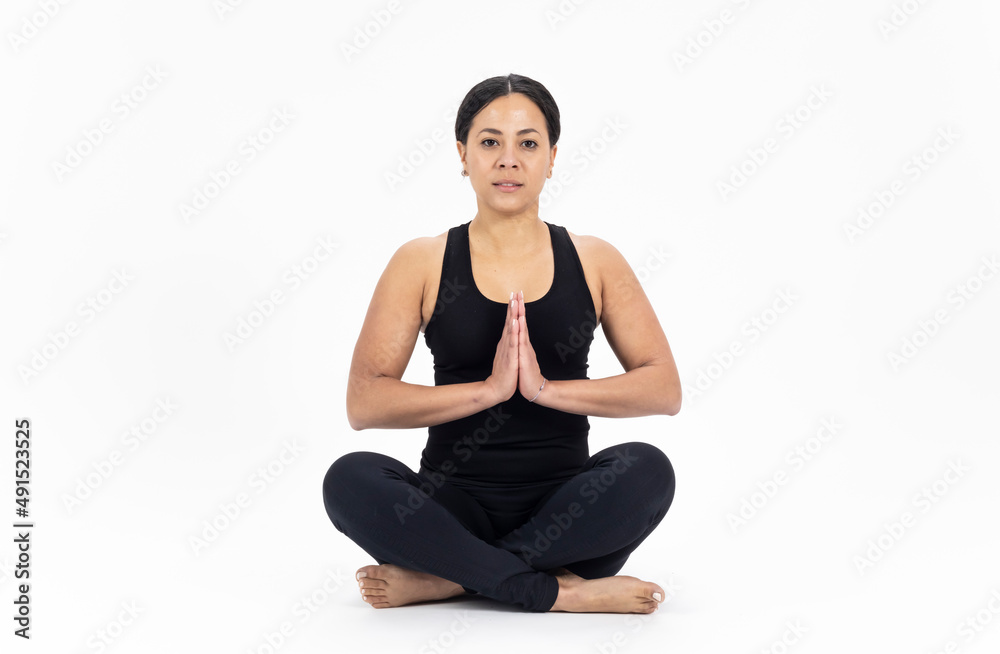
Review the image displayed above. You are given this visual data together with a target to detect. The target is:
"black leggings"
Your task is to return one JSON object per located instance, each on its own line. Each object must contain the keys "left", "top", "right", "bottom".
{"left": 321, "top": 441, "right": 675, "bottom": 612}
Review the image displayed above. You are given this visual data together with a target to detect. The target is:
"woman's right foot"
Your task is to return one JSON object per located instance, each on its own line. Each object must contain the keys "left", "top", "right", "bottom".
{"left": 549, "top": 574, "right": 664, "bottom": 614}
{"left": 547, "top": 566, "right": 585, "bottom": 582}
{"left": 356, "top": 564, "right": 466, "bottom": 609}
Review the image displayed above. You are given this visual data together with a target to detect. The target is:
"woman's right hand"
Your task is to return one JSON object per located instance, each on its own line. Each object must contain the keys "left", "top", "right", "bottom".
{"left": 483, "top": 292, "right": 520, "bottom": 405}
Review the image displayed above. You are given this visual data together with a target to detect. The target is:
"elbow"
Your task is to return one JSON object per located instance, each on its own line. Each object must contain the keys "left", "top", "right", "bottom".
{"left": 643, "top": 360, "right": 681, "bottom": 416}
{"left": 662, "top": 384, "right": 682, "bottom": 416}
{"left": 345, "top": 391, "right": 368, "bottom": 431}
{"left": 347, "top": 371, "right": 384, "bottom": 431}
{"left": 347, "top": 412, "right": 367, "bottom": 432}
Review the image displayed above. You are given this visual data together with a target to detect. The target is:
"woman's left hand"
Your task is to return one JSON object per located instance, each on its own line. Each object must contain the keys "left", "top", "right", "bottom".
{"left": 514, "top": 290, "right": 545, "bottom": 401}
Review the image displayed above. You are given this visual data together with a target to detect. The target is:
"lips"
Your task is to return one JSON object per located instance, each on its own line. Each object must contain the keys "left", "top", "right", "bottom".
{"left": 493, "top": 180, "right": 522, "bottom": 187}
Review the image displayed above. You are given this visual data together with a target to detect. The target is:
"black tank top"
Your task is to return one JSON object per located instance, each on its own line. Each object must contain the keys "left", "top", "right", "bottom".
{"left": 420, "top": 220, "right": 597, "bottom": 487}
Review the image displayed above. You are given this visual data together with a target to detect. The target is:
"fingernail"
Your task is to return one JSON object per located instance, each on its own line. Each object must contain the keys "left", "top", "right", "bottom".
{"left": 510, "top": 291, "right": 513, "bottom": 300}
{"left": 653, "top": 592, "right": 662, "bottom": 602}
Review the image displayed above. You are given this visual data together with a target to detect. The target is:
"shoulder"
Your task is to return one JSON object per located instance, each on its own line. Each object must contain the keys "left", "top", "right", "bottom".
{"left": 564, "top": 229, "right": 638, "bottom": 322}
{"left": 385, "top": 230, "right": 448, "bottom": 271}
{"left": 383, "top": 232, "right": 449, "bottom": 326}
{"left": 564, "top": 229, "right": 631, "bottom": 278}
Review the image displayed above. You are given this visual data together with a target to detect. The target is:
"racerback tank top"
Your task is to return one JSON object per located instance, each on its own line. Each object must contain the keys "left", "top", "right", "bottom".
{"left": 420, "top": 220, "right": 597, "bottom": 487}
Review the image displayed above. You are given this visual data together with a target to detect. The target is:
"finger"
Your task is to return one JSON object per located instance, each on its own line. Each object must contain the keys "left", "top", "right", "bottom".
{"left": 517, "top": 291, "right": 529, "bottom": 343}
{"left": 509, "top": 296, "right": 518, "bottom": 342}
{"left": 502, "top": 292, "right": 514, "bottom": 339}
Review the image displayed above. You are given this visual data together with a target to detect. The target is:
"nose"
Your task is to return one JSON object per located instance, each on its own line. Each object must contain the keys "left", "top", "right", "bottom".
{"left": 497, "top": 142, "right": 519, "bottom": 169}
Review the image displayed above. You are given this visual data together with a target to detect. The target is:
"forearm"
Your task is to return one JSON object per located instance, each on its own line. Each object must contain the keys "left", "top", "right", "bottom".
{"left": 533, "top": 364, "right": 681, "bottom": 418}
{"left": 347, "top": 375, "right": 494, "bottom": 430}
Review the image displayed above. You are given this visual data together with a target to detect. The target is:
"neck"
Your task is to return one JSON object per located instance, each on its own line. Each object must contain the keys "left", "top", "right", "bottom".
{"left": 469, "top": 206, "right": 546, "bottom": 258}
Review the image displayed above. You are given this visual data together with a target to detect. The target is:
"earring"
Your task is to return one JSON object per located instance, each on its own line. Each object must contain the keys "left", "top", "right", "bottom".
{"left": 461, "top": 169, "right": 468, "bottom": 177}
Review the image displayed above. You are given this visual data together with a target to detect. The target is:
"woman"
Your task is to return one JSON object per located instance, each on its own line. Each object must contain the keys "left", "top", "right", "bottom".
{"left": 322, "top": 74, "right": 681, "bottom": 614}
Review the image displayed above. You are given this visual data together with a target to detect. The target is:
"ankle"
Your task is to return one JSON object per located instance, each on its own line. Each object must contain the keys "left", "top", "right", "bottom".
{"left": 551, "top": 576, "right": 580, "bottom": 611}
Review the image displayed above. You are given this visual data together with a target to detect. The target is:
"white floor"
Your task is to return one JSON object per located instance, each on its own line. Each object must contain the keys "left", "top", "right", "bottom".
{"left": 24, "top": 410, "right": 999, "bottom": 654}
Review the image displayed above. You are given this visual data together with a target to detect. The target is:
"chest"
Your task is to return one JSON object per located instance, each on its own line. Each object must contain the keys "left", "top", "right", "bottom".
{"left": 420, "top": 232, "right": 603, "bottom": 333}
{"left": 469, "top": 251, "right": 554, "bottom": 304}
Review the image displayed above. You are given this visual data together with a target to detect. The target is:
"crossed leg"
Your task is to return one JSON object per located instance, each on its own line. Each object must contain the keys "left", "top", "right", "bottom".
{"left": 322, "top": 441, "right": 675, "bottom": 613}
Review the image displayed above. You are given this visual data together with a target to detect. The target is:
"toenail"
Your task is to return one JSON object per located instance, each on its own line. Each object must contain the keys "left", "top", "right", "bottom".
{"left": 653, "top": 592, "right": 662, "bottom": 602}
{"left": 357, "top": 571, "right": 367, "bottom": 579}
{"left": 359, "top": 581, "right": 364, "bottom": 587}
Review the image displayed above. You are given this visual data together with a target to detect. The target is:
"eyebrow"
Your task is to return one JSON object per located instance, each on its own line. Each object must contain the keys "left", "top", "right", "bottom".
{"left": 476, "top": 128, "right": 541, "bottom": 137}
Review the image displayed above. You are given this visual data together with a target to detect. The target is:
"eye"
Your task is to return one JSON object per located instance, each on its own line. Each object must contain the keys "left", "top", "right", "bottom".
{"left": 481, "top": 138, "right": 498, "bottom": 147}
{"left": 522, "top": 140, "right": 538, "bottom": 149}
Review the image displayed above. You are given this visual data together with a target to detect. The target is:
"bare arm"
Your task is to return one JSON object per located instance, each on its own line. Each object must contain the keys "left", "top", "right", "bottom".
{"left": 529, "top": 237, "right": 681, "bottom": 418}
{"left": 345, "top": 239, "right": 509, "bottom": 431}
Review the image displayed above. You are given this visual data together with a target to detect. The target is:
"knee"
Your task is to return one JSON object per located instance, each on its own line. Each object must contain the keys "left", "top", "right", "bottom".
{"left": 613, "top": 441, "right": 672, "bottom": 473}
{"left": 615, "top": 441, "right": 675, "bottom": 503}
{"left": 322, "top": 451, "right": 385, "bottom": 513}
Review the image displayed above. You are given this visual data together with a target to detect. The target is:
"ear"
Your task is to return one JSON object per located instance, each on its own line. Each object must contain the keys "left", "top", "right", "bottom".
{"left": 456, "top": 141, "right": 466, "bottom": 167}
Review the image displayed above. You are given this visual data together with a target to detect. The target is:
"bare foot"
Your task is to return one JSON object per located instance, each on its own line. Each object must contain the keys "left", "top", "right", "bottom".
{"left": 547, "top": 567, "right": 585, "bottom": 582}
{"left": 549, "top": 574, "right": 664, "bottom": 614}
{"left": 355, "top": 564, "right": 466, "bottom": 609}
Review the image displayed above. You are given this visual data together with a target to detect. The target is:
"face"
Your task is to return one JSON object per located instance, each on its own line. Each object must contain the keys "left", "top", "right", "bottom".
{"left": 457, "top": 93, "right": 557, "bottom": 215}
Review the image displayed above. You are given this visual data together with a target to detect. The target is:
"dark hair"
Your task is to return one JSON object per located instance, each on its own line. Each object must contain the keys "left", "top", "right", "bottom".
{"left": 455, "top": 74, "right": 561, "bottom": 148}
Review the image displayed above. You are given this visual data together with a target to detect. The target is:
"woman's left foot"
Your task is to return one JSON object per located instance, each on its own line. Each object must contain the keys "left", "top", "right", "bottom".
{"left": 547, "top": 567, "right": 585, "bottom": 583}
{"left": 355, "top": 564, "right": 466, "bottom": 609}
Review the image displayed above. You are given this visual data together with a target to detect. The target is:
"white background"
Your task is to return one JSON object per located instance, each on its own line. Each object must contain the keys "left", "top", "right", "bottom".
{"left": 2, "top": 0, "right": 999, "bottom": 652}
